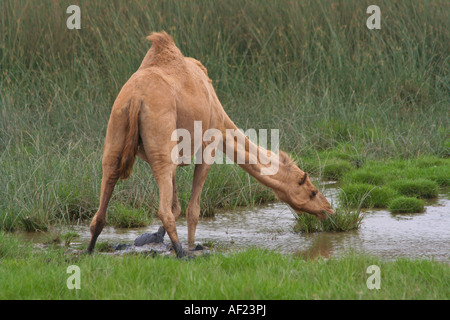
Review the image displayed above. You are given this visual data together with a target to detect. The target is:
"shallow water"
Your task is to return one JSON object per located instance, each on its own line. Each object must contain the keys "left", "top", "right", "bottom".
{"left": 20, "top": 185, "right": 450, "bottom": 261}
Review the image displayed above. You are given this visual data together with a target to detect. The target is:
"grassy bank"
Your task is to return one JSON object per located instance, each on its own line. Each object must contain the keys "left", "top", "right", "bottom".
{"left": 312, "top": 152, "right": 449, "bottom": 212}
{"left": 0, "top": 0, "right": 448, "bottom": 231}
{"left": 0, "top": 233, "right": 448, "bottom": 299}
{"left": 292, "top": 151, "right": 449, "bottom": 232}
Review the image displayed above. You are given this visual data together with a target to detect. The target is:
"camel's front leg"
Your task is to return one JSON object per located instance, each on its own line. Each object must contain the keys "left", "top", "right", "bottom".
{"left": 187, "top": 162, "right": 212, "bottom": 247}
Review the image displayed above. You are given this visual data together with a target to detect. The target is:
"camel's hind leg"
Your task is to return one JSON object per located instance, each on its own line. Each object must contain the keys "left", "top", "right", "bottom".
{"left": 172, "top": 174, "right": 182, "bottom": 220}
{"left": 149, "top": 170, "right": 182, "bottom": 246}
{"left": 137, "top": 148, "right": 181, "bottom": 243}
{"left": 87, "top": 161, "right": 119, "bottom": 252}
{"left": 153, "top": 164, "right": 186, "bottom": 257}
{"left": 138, "top": 110, "right": 186, "bottom": 257}
{"left": 88, "top": 107, "right": 132, "bottom": 253}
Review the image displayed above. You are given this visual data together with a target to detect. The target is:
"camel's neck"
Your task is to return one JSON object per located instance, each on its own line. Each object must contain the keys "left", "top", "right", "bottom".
{"left": 221, "top": 116, "right": 284, "bottom": 191}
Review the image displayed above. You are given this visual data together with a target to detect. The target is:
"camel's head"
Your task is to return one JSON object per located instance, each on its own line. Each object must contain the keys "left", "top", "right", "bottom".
{"left": 274, "top": 152, "right": 335, "bottom": 220}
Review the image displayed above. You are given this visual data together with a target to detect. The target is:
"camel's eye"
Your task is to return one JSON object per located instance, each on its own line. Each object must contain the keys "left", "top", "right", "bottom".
{"left": 311, "top": 191, "right": 317, "bottom": 199}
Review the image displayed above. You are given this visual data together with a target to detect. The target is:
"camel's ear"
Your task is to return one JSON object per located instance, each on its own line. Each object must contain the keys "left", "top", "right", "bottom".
{"left": 298, "top": 172, "right": 308, "bottom": 186}
{"left": 279, "top": 151, "right": 293, "bottom": 165}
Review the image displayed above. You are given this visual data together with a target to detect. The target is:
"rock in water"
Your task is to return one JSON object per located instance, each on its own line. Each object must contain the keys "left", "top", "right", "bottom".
{"left": 134, "top": 226, "right": 166, "bottom": 246}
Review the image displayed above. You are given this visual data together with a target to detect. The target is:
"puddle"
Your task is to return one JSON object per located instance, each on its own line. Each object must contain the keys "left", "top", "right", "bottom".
{"left": 18, "top": 185, "right": 450, "bottom": 261}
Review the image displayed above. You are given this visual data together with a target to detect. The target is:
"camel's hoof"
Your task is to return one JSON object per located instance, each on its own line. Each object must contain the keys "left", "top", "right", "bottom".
{"left": 81, "top": 249, "right": 94, "bottom": 255}
{"left": 178, "top": 250, "right": 189, "bottom": 259}
{"left": 172, "top": 242, "right": 187, "bottom": 259}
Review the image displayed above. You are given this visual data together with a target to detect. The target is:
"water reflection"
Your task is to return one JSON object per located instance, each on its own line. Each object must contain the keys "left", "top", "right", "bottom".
{"left": 294, "top": 233, "right": 335, "bottom": 260}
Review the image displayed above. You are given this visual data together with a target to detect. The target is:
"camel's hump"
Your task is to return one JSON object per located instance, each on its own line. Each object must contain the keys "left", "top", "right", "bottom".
{"left": 146, "top": 31, "right": 176, "bottom": 51}
{"left": 139, "top": 31, "right": 185, "bottom": 69}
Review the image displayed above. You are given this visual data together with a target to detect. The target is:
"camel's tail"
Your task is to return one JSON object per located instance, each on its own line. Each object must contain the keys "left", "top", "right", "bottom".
{"left": 118, "top": 98, "right": 141, "bottom": 180}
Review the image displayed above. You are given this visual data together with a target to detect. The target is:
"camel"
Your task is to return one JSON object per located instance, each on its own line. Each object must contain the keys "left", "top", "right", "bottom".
{"left": 87, "top": 32, "right": 334, "bottom": 257}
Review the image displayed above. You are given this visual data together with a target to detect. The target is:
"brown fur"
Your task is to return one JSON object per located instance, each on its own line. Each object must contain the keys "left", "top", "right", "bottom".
{"left": 88, "top": 32, "right": 334, "bottom": 257}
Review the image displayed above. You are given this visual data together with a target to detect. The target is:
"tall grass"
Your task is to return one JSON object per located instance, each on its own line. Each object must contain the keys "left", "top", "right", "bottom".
{"left": 0, "top": 0, "right": 448, "bottom": 230}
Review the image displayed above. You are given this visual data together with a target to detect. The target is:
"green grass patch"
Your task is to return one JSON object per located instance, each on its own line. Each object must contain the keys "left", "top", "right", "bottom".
{"left": 414, "top": 156, "right": 448, "bottom": 168}
{"left": 61, "top": 232, "right": 81, "bottom": 247}
{"left": 339, "top": 156, "right": 450, "bottom": 187}
{"left": 0, "top": 235, "right": 448, "bottom": 299}
{"left": 415, "top": 166, "right": 450, "bottom": 187}
{"left": 368, "top": 187, "right": 399, "bottom": 208}
{"left": 339, "top": 184, "right": 397, "bottom": 208}
{"left": 388, "top": 197, "right": 425, "bottom": 214}
{"left": 293, "top": 206, "right": 364, "bottom": 233}
{"left": 342, "top": 168, "right": 386, "bottom": 186}
{"left": 108, "top": 204, "right": 152, "bottom": 228}
{"left": 0, "top": 232, "right": 32, "bottom": 259}
{"left": 388, "top": 179, "right": 439, "bottom": 199}
{"left": 336, "top": 157, "right": 448, "bottom": 210}
{"left": 322, "top": 159, "right": 353, "bottom": 180}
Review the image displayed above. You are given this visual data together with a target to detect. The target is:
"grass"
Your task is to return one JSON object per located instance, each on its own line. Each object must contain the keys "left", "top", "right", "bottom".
{"left": 108, "top": 203, "right": 152, "bottom": 228}
{"left": 389, "top": 197, "right": 425, "bottom": 214}
{"left": 293, "top": 206, "right": 364, "bottom": 233}
{"left": 341, "top": 168, "right": 387, "bottom": 185}
{"left": 305, "top": 151, "right": 450, "bottom": 211}
{"left": 338, "top": 180, "right": 438, "bottom": 210}
{"left": 339, "top": 184, "right": 398, "bottom": 209}
{"left": 0, "top": 0, "right": 449, "bottom": 231}
{"left": 419, "top": 165, "right": 450, "bottom": 187}
{"left": 322, "top": 159, "right": 353, "bottom": 180}
{"left": 0, "top": 233, "right": 448, "bottom": 300}
{"left": 387, "top": 179, "right": 439, "bottom": 199}
{"left": 60, "top": 231, "right": 80, "bottom": 247}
